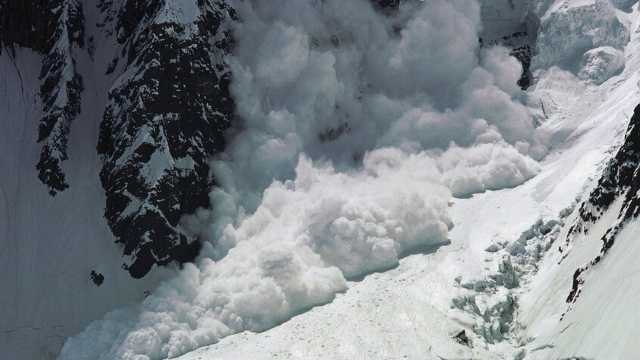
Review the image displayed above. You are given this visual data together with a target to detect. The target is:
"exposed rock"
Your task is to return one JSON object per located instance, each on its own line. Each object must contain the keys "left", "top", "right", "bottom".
{"left": 36, "top": 0, "right": 85, "bottom": 195}
{"left": 563, "top": 104, "right": 640, "bottom": 307}
{"left": 97, "top": 0, "right": 236, "bottom": 278}
{"left": 0, "top": 1, "right": 56, "bottom": 53}
{"left": 90, "top": 270, "right": 105, "bottom": 286}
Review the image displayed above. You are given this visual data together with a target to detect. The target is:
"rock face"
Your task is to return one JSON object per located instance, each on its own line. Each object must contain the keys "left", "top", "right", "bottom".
{"left": 533, "top": 0, "right": 629, "bottom": 70}
{"left": 1, "top": 0, "right": 236, "bottom": 278}
{"left": 96, "top": 0, "right": 236, "bottom": 278}
{"left": 565, "top": 103, "right": 640, "bottom": 303}
{"left": 1, "top": 0, "right": 237, "bottom": 357}
{"left": 36, "top": 0, "right": 85, "bottom": 195}
{"left": 0, "top": 1, "right": 55, "bottom": 52}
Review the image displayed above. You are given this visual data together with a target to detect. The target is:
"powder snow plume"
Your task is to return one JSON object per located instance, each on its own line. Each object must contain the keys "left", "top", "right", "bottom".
{"left": 58, "top": 1, "right": 544, "bottom": 359}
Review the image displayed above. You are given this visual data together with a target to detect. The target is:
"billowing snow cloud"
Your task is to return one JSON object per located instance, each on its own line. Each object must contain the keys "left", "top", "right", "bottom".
{"left": 217, "top": 0, "right": 543, "bottom": 211}
{"left": 58, "top": 1, "right": 544, "bottom": 359}
{"left": 59, "top": 152, "right": 452, "bottom": 360}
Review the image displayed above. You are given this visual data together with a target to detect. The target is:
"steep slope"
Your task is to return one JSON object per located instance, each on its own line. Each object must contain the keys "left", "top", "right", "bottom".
{"left": 53, "top": 0, "right": 548, "bottom": 358}
{"left": 96, "top": 0, "right": 236, "bottom": 278}
{"left": 3, "top": 0, "right": 639, "bottom": 359}
{"left": 0, "top": 1, "right": 237, "bottom": 359}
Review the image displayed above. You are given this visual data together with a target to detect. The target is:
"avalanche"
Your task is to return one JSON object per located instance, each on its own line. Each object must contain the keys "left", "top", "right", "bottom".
{"left": 57, "top": 0, "right": 548, "bottom": 359}
{"left": 2, "top": 0, "right": 639, "bottom": 359}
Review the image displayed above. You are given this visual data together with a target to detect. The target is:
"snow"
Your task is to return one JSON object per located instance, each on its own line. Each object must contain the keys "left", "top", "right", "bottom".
{"left": 519, "top": 7, "right": 640, "bottom": 358}
{"left": 0, "top": 6, "right": 171, "bottom": 359}
{"left": 218, "top": 0, "right": 543, "bottom": 213}
{"left": 54, "top": 1, "right": 559, "bottom": 358}
{"left": 578, "top": 46, "right": 625, "bottom": 84}
{"left": 172, "top": 2, "right": 640, "bottom": 359}
{"left": 533, "top": 0, "right": 629, "bottom": 70}
{"left": 4, "top": 0, "right": 639, "bottom": 359}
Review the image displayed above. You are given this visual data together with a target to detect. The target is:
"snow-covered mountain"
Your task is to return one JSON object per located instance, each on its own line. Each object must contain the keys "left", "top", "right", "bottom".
{"left": 2, "top": 0, "right": 640, "bottom": 359}
{"left": 1, "top": 0, "right": 235, "bottom": 358}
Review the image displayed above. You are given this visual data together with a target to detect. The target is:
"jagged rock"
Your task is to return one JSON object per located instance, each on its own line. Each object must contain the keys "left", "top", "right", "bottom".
{"left": 36, "top": 0, "right": 85, "bottom": 195}
{"left": 0, "top": 1, "right": 56, "bottom": 52}
{"left": 97, "top": 0, "right": 236, "bottom": 278}
{"left": 90, "top": 270, "right": 105, "bottom": 286}
{"left": 1, "top": 0, "right": 85, "bottom": 195}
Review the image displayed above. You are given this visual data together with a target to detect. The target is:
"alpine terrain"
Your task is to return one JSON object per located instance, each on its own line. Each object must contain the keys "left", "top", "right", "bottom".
{"left": 1, "top": 0, "right": 639, "bottom": 359}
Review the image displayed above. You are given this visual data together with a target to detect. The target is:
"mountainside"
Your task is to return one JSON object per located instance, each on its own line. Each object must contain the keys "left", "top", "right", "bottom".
{"left": 96, "top": 0, "right": 236, "bottom": 278}
{"left": 2, "top": 0, "right": 640, "bottom": 359}
{"left": 1, "top": 0, "right": 236, "bottom": 358}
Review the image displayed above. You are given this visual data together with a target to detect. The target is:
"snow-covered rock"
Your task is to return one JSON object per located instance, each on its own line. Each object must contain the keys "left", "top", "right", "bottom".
{"left": 3, "top": 0, "right": 640, "bottom": 359}
{"left": 609, "top": 0, "right": 639, "bottom": 11}
{"left": 96, "top": 0, "right": 236, "bottom": 278}
{"left": 0, "top": 0, "right": 238, "bottom": 358}
{"left": 36, "top": 0, "right": 85, "bottom": 195}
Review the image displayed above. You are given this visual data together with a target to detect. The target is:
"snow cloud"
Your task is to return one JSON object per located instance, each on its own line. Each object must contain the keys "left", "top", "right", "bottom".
{"left": 58, "top": 1, "right": 543, "bottom": 359}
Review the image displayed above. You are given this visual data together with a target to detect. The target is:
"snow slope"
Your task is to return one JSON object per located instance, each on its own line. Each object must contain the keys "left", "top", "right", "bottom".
{"left": 0, "top": 12, "right": 169, "bottom": 360}
{"left": 520, "top": 7, "right": 640, "bottom": 358}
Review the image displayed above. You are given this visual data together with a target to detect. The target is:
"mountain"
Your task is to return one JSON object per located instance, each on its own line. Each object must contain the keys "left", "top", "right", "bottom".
{"left": 1, "top": 0, "right": 235, "bottom": 358}
{"left": 174, "top": 2, "right": 640, "bottom": 358}
{"left": 2, "top": 0, "right": 640, "bottom": 359}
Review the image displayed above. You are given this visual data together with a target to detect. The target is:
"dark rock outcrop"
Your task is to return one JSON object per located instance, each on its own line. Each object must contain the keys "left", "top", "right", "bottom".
{"left": 1, "top": 0, "right": 237, "bottom": 279}
{"left": 96, "top": 0, "right": 236, "bottom": 278}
